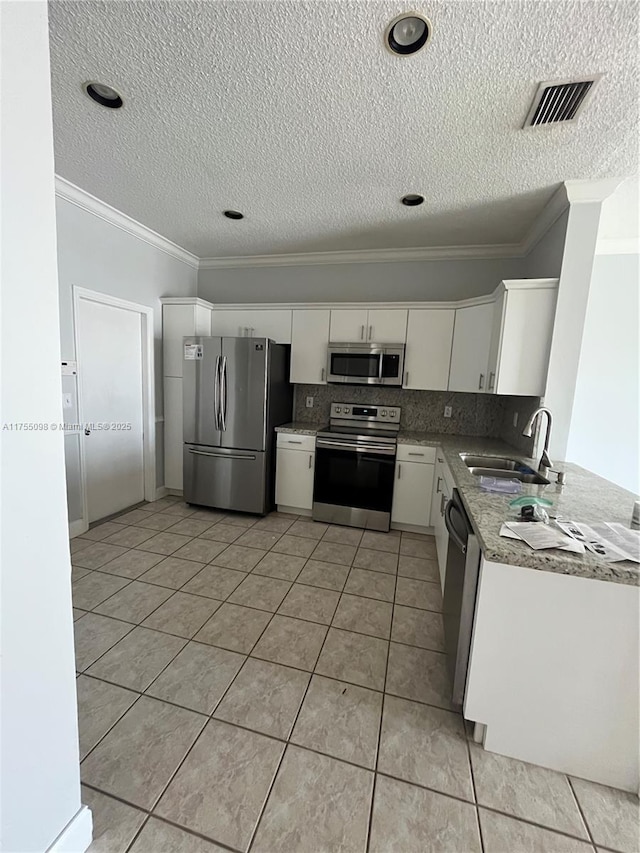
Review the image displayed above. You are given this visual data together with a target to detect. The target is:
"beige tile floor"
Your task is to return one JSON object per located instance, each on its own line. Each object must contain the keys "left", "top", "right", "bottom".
{"left": 72, "top": 497, "right": 638, "bottom": 853}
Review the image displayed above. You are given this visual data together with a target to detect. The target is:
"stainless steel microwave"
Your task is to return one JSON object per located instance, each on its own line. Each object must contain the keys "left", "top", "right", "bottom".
{"left": 326, "top": 343, "right": 405, "bottom": 386}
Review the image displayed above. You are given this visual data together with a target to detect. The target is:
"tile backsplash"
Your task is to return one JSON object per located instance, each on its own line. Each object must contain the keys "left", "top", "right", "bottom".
{"left": 292, "top": 385, "right": 539, "bottom": 456}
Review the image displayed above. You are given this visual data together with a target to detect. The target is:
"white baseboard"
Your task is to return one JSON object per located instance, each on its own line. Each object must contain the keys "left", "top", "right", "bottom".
{"left": 47, "top": 805, "right": 93, "bottom": 853}
{"left": 167, "top": 488, "right": 184, "bottom": 496}
{"left": 154, "top": 486, "right": 169, "bottom": 500}
{"left": 69, "top": 519, "right": 88, "bottom": 538}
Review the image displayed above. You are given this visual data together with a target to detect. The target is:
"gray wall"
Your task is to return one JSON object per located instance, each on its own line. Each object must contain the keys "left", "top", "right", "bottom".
{"left": 56, "top": 197, "right": 197, "bottom": 522}
{"left": 198, "top": 256, "right": 525, "bottom": 304}
{"left": 524, "top": 208, "right": 569, "bottom": 279}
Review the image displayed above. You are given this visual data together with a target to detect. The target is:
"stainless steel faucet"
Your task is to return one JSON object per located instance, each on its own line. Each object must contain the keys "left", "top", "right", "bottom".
{"left": 522, "top": 407, "right": 553, "bottom": 475}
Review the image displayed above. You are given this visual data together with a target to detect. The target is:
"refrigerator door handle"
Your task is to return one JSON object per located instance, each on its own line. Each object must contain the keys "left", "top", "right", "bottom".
{"left": 188, "top": 449, "right": 256, "bottom": 461}
{"left": 213, "top": 355, "right": 221, "bottom": 430}
{"left": 220, "top": 355, "right": 228, "bottom": 431}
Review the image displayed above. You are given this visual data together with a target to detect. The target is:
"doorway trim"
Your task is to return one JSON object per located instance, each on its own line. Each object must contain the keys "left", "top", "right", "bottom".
{"left": 72, "top": 286, "right": 156, "bottom": 534}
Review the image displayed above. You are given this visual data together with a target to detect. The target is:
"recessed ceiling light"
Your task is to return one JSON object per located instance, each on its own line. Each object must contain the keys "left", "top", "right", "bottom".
{"left": 224, "top": 210, "right": 244, "bottom": 220}
{"left": 401, "top": 194, "right": 425, "bottom": 206}
{"left": 84, "top": 82, "right": 123, "bottom": 109}
{"left": 385, "top": 12, "right": 432, "bottom": 55}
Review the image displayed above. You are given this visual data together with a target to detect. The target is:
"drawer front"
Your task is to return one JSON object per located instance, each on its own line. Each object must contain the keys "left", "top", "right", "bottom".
{"left": 276, "top": 433, "right": 316, "bottom": 452}
{"left": 396, "top": 444, "right": 436, "bottom": 464}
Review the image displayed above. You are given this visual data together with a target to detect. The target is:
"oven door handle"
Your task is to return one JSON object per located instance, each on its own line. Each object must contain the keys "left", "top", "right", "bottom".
{"left": 316, "top": 439, "right": 396, "bottom": 456}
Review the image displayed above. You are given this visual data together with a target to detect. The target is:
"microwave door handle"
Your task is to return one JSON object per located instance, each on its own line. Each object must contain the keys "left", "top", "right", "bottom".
{"left": 378, "top": 351, "right": 384, "bottom": 383}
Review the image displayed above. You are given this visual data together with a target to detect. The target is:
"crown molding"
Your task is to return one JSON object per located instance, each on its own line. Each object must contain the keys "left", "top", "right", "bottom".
{"left": 564, "top": 177, "right": 625, "bottom": 204}
{"left": 198, "top": 242, "right": 523, "bottom": 269}
{"left": 54, "top": 176, "right": 199, "bottom": 269}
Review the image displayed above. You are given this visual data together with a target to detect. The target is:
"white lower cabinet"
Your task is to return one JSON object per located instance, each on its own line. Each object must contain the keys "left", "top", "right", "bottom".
{"left": 275, "top": 435, "right": 315, "bottom": 511}
{"left": 391, "top": 445, "right": 435, "bottom": 529}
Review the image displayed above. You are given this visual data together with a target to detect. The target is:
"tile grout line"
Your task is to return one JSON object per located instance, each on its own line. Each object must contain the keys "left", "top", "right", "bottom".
{"left": 244, "top": 582, "right": 341, "bottom": 853}
{"left": 466, "top": 730, "right": 485, "bottom": 853}
{"left": 566, "top": 775, "right": 597, "bottom": 847}
{"left": 365, "top": 552, "right": 399, "bottom": 853}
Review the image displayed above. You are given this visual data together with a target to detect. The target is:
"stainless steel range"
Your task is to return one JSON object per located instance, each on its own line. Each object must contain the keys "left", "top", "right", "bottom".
{"left": 312, "top": 402, "right": 401, "bottom": 532}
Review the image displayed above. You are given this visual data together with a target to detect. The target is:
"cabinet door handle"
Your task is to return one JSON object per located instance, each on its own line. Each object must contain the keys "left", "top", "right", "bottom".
{"left": 408, "top": 452, "right": 424, "bottom": 457}
{"left": 321, "top": 367, "right": 325, "bottom": 382}
{"left": 368, "top": 325, "right": 373, "bottom": 340}
{"left": 286, "top": 439, "right": 303, "bottom": 444}
{"left": 488, "top": 371, "right": 495, "bottom": 391}
{"left": 478, "top": 373, "right": 485, "bottom": 390}
{"left": 440, "top": 493, "right": 446, "bottom": 515}
{"left": 397, "top": 463, "right": 402, "bottom": 480}
{"left": 360, "top": 325, "right": 365, "bottom": 340}
{"left": 436, "top": 476, "right": 442, "bottom": 493}
{"left": 404, "top": 371, "right": 409, "bottom": 385}
{"left": 308, "top": 454, "right": 313, "bottom": 469}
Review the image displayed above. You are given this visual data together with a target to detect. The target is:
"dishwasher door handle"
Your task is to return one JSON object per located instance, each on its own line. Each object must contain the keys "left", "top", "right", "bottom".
{"left": 444, "top": 499, "right": 467, "bottom": 554}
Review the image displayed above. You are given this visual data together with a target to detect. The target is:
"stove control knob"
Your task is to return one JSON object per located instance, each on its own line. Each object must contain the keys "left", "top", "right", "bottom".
{"left": 335, "top": 407, "right": 342, "bottom": 413}
{"left": 381, "top": 410, "right": 387, "bottom": 416}
{"left": 343, "top": 407, "right": 350, "bottom": 413}
{"left": 389, "top": 409, "right": 396, "bottom": 417}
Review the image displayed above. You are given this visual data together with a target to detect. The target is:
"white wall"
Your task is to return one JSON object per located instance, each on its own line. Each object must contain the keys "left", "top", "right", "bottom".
{"left": 197, "top": 256, "right": 524, "bottom": 304}
{"left": 543, "top": 201, "right": 603, "bottom": 460}
{"left": 55, "top": 198, "right": 197, "bottom": 524}
{"left": 0, "top": 2, "right": 89, "bottom": 850}
{"left": 567, "top": 254, "right": 639, "bottom": 493}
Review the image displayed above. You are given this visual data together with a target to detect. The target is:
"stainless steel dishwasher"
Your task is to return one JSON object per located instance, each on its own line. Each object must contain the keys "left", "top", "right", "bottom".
{"left": 443, "top": 488, "right": 481, "bottom": 710}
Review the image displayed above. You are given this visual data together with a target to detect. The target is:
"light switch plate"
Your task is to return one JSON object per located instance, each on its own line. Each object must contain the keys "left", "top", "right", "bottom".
{"left": 305, "top": 396, "right": 314, "bottom": 408}
{"left": 444, "top": 405, "right": 452, "bottom": 418}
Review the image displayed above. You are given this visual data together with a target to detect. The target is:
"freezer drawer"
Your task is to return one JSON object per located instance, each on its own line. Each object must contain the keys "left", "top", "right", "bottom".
{"left": 183, "top": 444, "right": 269, "bottom": 514}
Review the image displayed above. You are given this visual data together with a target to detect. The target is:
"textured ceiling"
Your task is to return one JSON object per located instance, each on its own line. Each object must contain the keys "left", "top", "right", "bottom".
{"left": 48, "top": 0, "right": 639, "bottom": 258}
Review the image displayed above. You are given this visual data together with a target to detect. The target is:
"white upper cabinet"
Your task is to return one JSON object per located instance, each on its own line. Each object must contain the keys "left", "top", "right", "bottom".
{"left": 329, "top": 308, "right": 407, "bottom": 343}
{"left": 329, "top": 309, "right": 369, "bottom": 342}
{"left": 210, "top": 309, "right": 292, "bottom": 343}
{"left": 448, "top": 303, "right": 494, "bottom": 393}
{"left": 403, "top": 309, "right": 455, "bottom": 391}
{"left": 486, "top": 280, "right": 558, "bottom": 396}
{"left": 290, "top": 309, "right": 331, "bottom": 384}
{"left": 367, "top": 309, "right": 408, "bottom": 343}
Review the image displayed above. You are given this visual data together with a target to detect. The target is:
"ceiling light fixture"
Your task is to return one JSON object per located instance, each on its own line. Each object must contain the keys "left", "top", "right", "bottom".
{"left": 223, "top": 210, "right": 244, "bottom": 220}
{"left": 385, "top": 12, "right": 432, "bottom": 56}
{"left": 401, "top": 194, "right": 425, "bottom": 206}
{"left": 84, "top": 82, "right": 123, "bottom": 109}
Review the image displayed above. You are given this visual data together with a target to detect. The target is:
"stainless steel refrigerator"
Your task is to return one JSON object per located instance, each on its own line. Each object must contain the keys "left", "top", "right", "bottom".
{"left": 182, "top": 337, "right": 292, "bottom": 514}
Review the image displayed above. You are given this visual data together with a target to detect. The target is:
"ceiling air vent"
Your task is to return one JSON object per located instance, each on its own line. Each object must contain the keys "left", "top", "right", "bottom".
{"left": 523, "top": 75, "right": 602, "bottom": 127}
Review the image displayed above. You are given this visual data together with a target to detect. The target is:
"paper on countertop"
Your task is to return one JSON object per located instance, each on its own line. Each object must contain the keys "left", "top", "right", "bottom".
{"left": 499, "top": 523, "right": 585, "bottom": 553}
{"left": 502, "top": 522, "right": 582, "bottom": 552}
{"left": 555, "top": 520, "right": 640, "bottom": 563}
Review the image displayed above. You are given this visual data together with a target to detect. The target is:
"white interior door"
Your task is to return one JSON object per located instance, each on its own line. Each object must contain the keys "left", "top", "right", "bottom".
{"left": 78, "top": 297, "right": 145, "bottom": 522}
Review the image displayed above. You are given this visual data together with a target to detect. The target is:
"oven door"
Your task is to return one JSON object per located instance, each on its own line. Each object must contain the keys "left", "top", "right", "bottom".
{"left": 313, "top": 439, "right": 396, "bottom": 531}
{"left": 326, "top": 346, "right": 384, "bottom": 385}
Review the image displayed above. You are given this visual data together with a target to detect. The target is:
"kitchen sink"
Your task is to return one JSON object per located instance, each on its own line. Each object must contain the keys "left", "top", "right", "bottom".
{"left": 460, "top": 454, "right": 550, "bottom": 485}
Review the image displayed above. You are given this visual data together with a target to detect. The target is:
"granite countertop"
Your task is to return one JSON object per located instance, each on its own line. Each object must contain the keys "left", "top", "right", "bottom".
{"left": 434, "top": 436, "right": 639, "bottom": 587}
{"left": 274, "top": 424, "right": 639, "bottom": 586}
{"left": 275, "top": 422, "right": 321, "bottom": 436}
